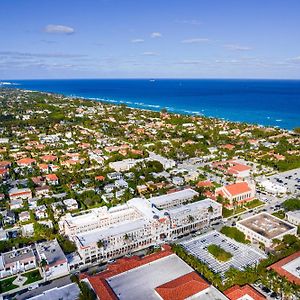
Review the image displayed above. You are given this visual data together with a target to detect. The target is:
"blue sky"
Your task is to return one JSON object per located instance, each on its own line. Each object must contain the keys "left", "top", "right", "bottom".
{"left": 1, "top": 0, "right": 300, "bottom": 79}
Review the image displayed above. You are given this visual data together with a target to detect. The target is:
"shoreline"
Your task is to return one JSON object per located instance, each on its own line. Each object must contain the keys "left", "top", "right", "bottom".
{"left": 2, "top": 80, "right": 298, "bottom": 131}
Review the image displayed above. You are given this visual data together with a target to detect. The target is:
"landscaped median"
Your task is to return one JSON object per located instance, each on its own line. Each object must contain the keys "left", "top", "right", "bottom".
{"left": 207, "top": 244, "right": 233, "bottom": 262}
{"left": 0, "top": 269, "right": 42, "bottom": 294}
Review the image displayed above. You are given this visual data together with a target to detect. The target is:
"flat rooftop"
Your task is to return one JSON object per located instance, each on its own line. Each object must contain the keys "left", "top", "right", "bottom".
{"left": 149, "top": 189, "right": 199, "bottom": 208}
{"left": 76, "top": 219, "right": 147, "bottom": 247}
{"left": 238, "top": 213, "right": 296, "bottom": 239}
{"left": 282, "top": 256, "right": 300, "bottom": 280}
{"left": 269, "top": 251, "right": 300, "bottom": 285}
{"left": 107, "top": 254, "right": 193, "bottom": 300}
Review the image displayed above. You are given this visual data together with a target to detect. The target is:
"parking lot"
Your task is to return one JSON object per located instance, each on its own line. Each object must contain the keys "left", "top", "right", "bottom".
{"left": 181, "top": 231, "right": 266, "bottom": 276}
{"left": 265, "top": 168, "right": 300, "bottom": 195}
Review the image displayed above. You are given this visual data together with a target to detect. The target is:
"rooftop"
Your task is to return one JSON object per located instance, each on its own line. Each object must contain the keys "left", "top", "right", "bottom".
{"left": 269, "top": 251, "right": 300, "bottom": 285}
{"left": 76, "top": 219, "right": 147, "bottom": 247}
{"left": 107, "top": 254, "right": 194, "bottom": 300}
{"left": 36, "top": 239, "right": 67, "bottom": 266}
{"left": 238, "top": 212, "right": 296, "bottom": 240}
{"left": 224, "top": 182, "right": 252, "bottom": 196}
{"left": 27, "top": 282, "right": 80, "bottom": 300}
{"left": 149, "top": 189, "right": 199, "bottom": 208}
{"left": 224, "top": 284, "right": 266, "bottom": 300}
{"left": 2, "top": 247, "right": 35, "bottom": 265}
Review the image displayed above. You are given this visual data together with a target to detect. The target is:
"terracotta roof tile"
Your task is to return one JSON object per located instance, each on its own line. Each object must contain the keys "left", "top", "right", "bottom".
{"left": 224, "top": 284, "right": 266, "bottom": 300}
{"left": 155, "top": 271, "right": 209, "bottom": 300}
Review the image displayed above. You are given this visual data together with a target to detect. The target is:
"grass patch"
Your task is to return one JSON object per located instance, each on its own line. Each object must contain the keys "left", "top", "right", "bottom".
{"left": 220, "top": 226, "right": 250, "bottom": 244}
{"left": 222, "top": 206, "right": 246, "bottom": 218}
{"left": 0, "top": 276, "right": 18, "bottom": 293}
{"left": 245, "top": 199, "right": 265, "bottom": 209}
{"left": 24, "top": 269, "right": 42, "bottom": 285}
{"left": 207, "top": 244, "right": 233, "bottom": 262}
{"left": 272, "top": 210, "right": 285, "bottom": 220}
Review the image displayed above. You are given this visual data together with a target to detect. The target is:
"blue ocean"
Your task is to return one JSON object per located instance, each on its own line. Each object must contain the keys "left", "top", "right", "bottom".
{"left": 4, "top": 79, "right": 300, "bottom": 130}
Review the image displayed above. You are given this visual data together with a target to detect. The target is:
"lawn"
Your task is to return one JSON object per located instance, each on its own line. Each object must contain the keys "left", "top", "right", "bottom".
{"left": 245, "top": 199, "right": 265, "bottom": 209}
{"left": 0, "top": 276, "right": 18, "bottom": 293}
{"left": 272, "top": 210, "right": 285, "bottom": 220}
{"left": 207, "top": 244, "right": 233, "bottom": 262}
{"left": 220, "top": 226, "right": 250, "bottom": 244}
{"left": 23, "top": 269, "right": 42, "bottom": 285}
{"left": 222, "top": 206, "right": 246, "bottom": 218}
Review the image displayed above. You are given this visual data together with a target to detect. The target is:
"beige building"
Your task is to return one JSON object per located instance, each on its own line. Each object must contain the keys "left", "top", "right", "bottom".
{"left": 237, "top": 212, "right": 297, "bottom": 247}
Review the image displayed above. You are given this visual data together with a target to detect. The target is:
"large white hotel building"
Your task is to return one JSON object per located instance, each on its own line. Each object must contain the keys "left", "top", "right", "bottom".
{"left": 59, "top": 189, "right": 222, "bottom": 266}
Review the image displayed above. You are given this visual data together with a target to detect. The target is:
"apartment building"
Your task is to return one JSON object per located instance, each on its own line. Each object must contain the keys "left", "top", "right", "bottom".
{"left": 0, "top": 246, "right": 36, "bottom": 278}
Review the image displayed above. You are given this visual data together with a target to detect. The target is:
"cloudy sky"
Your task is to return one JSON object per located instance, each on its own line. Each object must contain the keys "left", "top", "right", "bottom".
{"left": 1, "top": 0, "right": 300, "bottom": 79}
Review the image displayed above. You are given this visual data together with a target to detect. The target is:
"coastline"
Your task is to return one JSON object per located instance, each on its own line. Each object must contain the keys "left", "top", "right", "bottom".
{"left": 2, "top": 79, "right": 300, "bottom": 130}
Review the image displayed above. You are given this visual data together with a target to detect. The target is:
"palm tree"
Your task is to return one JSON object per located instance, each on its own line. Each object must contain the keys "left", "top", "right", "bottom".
{"left": 207, "top": 205, "right": 213, "bottom": 226}
{"left": 97, "top": 240, "right": 104, "bottom": 248}
{"left": 188, "top": 215, "right": 194, "bottom": 223}
{"left": 39, "top": 258, "right": 47, "bottom": 281}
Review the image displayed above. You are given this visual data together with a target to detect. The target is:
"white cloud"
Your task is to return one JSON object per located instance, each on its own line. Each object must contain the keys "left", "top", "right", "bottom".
{"left": 178, "top": 19, "right": 201, "bottom": 26}
{"left": 286, "top": 56, "right": 300, "bottom": 64}
{"left": 131, "top": 39, "right": 144, "bottom": 43}
{"left": 181, "top": 38, "right": 209, "bottom": 44}
{"left": 44, "top": 24, "right": 75, "bottom": 34}
{"left": 224, "top": 44, "right": 252, "bottom": 51}
{"left": 142, "top": 51, "right": 159, "bottom": 56}
{"left": 151, "top": 32, "right": 162, "bottom": 38}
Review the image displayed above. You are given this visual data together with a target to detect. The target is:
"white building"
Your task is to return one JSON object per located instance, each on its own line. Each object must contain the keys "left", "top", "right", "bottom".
{"left": 109, "top": 158, "right": 143, "bottom": 172}
{"left": 8, "top": 187, "right": 32, "bottom": 201}
{"left": 0, "top": 247, "right": 36, "bottom": 278}
{"left": 286, "top": 210, "right": 300, "bottom": 226}
{"left": 63, "top": 198, "right": 78, "bottom": 211}
{"left": 260, "top": 180, "right": 287, "bottom": 194}
{"left": 65, "top": 190, "right": 221, "bottom": 266}
{"left": 147, "top": 152, "right": 176, "bottom": 170}
{"left": 35, "top": 239, "right": 69, "bottom": 280}
{"left": 237, "top": 212, "right": 297, "bottom": 247}
{"left": 149, "top": 189, "right": 199, "bottom": 209}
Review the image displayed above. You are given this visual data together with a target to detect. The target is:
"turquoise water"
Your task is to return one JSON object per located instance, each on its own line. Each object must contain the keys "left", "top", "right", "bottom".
{"left": 4, "top": 79, "right": 300, "bottom": 129}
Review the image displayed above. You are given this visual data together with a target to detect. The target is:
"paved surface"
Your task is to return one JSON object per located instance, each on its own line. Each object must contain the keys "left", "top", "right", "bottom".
{"left": 14, "top": 276, "right": 72, "bottom": 300}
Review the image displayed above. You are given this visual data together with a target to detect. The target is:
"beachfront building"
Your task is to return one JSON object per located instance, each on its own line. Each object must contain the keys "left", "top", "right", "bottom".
{"left": 236, "top": 212, "right": 297, "bottom": 248}
{"left": 215, "top": 181, "right": 255, "bottom": 208}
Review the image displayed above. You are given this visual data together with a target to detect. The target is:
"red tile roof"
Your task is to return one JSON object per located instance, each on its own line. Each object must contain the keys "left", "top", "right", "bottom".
{"left": 41, "top": 155, "right": 57, "bottom": 162}
{"left": 197, "top": 180, "right": 213, "bottom": 188}
{"left": 224, "top": 182, "right": 251, "bottom": 196}
{"left": 0, "top": 161, "right": 11, "bottom": 168}
{"left": 80, "top": 245, "right": 173, "bottom": 300}
{"left": 45, "top": 174, "right": 58, "bottom": 181}
{"left": 155, "top": 271, "right": 209, "bottom": 300}
{"left": 17, "top": 158, "right": 36, "bottom": 166}
{"left": 224, "top": 284, "right": 266, "bottom": 300}
{"left": 268, "top": 251, "right": 300, "bottom": 285}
